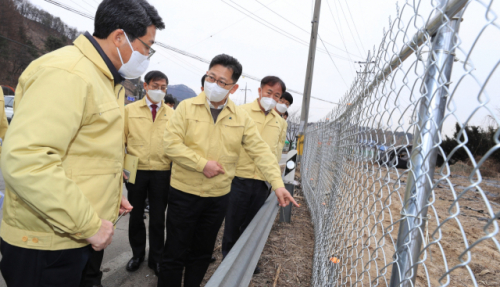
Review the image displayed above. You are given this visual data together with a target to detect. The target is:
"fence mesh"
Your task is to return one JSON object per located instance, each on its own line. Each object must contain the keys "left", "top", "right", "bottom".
{"left": 301, "top": 0, "right": 500, "bottom": 286}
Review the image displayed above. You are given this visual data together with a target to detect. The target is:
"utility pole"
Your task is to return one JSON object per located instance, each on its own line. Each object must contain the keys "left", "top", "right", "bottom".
{"left": 240, "top": 83, "right": 251, "bottom": 104}
{"left": 297, "top": 0, "right": 322, "bottom": 161}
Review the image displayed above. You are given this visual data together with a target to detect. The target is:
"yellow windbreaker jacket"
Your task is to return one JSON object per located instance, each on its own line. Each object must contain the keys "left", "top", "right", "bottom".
{"left": 234, "top": 99, "right": 285, "bottom": 181}
{"left": 0, "top": 35, "right": 125, "bottom": 250}
{"left": 125, "top": 98, "right": 174, "bottom": 170}
{"left": 163, "top": 92, "right": 285, "bottom": 197}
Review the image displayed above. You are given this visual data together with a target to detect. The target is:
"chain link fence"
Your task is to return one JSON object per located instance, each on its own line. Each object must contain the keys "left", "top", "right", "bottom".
{"left": 301, "top": 0, "right": 500, "bottom": 286}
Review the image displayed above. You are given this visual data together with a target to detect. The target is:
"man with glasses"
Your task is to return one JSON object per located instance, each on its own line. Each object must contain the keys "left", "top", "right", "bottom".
{"left": 124, "top": 70, "right": 174, "bottom": 276}
{"left": 158, "top": 54, "right": 299, "bottom": 287}
{"left": 221, "top": 76, "right": 287, "bottom": 274}
{"left": 0, "top": 1, "right": 164, "bottom": 286}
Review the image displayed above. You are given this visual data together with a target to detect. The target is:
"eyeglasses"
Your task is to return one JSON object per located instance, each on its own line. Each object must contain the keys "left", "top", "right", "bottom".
{"left": 205, "top": 74, "right": 234, "bottom": 88}
{"left": 149, "top": 84, "right": 167, "bottom": 92}
{"left": 137, "top": 37, "right": 156, "bottom": 59}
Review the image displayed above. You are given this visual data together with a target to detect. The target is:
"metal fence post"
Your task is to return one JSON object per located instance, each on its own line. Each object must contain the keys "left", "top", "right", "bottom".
{"left": 280, "top": 150, "right": 297, "bottom": 223}
{"left": 389, "top": 6, "right": 463, "bottom": 287}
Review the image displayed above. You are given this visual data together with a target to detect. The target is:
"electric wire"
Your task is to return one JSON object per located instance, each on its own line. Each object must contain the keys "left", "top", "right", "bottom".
{"left": 0, "top": 34, "right": 43, "bottom": 52}
{"left": 68, "top": 0, "right": 93, "bottom": 14}
{"left": 184, "top": 0, "right": 278, "bottom": 50}
{"left": 319, "top": 37, "right": 348, "bottom": 88}
{"left": 221, "top": 0, "right": 353, "bottom": 62}
{"left": 253, "top": 0, "right": 363, "bottom": 59}
{"left": 325, "top": 0, "right": 356, "bottom": 76}
{"left": 333, "top": 0, "right": 365, "bottom": 58}
{"left": 342, "top": 0, "right": 367, "bottom": 55}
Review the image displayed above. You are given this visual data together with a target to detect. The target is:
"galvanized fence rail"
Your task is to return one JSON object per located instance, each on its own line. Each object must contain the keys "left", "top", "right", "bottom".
{"left": 301, "top": 0, "right": 500, "bottom": 286}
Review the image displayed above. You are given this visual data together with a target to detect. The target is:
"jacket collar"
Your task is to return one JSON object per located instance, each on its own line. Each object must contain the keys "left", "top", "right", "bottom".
{"left": 193, "top": 92, "right": 236, "bottom": 113}
{"left": 74, "top": 32, "right": 124, "bottom": 86}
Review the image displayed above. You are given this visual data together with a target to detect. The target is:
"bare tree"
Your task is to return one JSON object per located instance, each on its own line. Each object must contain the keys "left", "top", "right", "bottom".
{"left": 484, "top": 107, "right": 500, "bottom": 129}
{"left": 286, "top": 110, "right": 300, "bottom": 144}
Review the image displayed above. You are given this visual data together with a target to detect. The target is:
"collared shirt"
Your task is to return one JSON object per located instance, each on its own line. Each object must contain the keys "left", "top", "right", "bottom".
{"left": 207, "top": 98, "right": 227, "bottom": 110}
{"left": 145, "top": 96, "right": 161, "bottom": 114}
{"left": 84, "top": 32, "right": 124, "bottom": 86}
{"left": 207, "top": 98, "right": 228, "bottom": 123}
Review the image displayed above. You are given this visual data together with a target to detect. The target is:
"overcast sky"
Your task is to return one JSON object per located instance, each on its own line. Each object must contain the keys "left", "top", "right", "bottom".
{"left": 28, "top": 0, "right": 500, "bottom": 132}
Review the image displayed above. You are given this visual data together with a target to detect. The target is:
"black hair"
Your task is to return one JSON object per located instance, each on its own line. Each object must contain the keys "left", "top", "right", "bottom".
{"left": 261, "top": 76, "right": 286, "bottom": 94}
{"left": 201, "top": 74, "right": 207, "bottom": 87}
{"left": 164, "top": 95, "right": 175, "bottom": 105}
{"left": 144, "top": 70, "right": 168, "bottom": 85}
{"left": 281, "top": 91, "right": 293, "bottom": 105}
{"left": 284, "top": 111, "right": 289, "bottom": 118}
{"left": 93, "top": 0, "right": 165, "bottom": 41}
{"left": 209, "top": 54, "right": 243, "bottom": 83}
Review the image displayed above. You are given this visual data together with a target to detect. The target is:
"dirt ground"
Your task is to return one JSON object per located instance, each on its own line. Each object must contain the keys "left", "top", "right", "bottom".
{"left": 202, "top": 172, "right": 315, "bottom": 287}
{"left": 304, "top": 159, "right": 500, "bottom": 287}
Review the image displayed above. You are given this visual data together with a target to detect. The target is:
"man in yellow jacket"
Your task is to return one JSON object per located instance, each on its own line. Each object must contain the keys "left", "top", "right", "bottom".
{"left": 124, "top": 70, "right": 174, "bottom": 275}
{"left": 221, "top": 76, "right": 287, "bottom": 268}
{"left": 0, "top": 1, "right": 164, "bottom": 286}
{"left": 158, "top": 54, "right": 299, "bottom": 287}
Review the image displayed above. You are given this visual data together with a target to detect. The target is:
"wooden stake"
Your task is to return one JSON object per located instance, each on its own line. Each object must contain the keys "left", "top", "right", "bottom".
{"left": 273, "top": 264, "right": 281, "bottom": 287}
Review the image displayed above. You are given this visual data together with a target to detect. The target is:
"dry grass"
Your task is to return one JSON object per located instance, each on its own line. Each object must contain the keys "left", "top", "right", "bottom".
{"left": 449, "top": 157, "right": 500, "bottom": 179}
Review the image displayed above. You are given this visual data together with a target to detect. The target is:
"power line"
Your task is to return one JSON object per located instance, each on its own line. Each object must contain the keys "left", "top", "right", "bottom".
{"left": 342, "top": 0, "right": 366, "bottom": 55}
{"left": 221, "top": 0, "right": 353, "bottom": 62}
{"left": 333, "top": 0, "right": 364, "bottom": 58}
{"left": 325, "top": 0, "right": 356, "bottom": 76}
{"left": 184, "top": 0, "right": 278, "bottom": 50}
{"left": 44, "top": 0, "right": 94, "bottom": 19}
{"left": 0, "top": 34, "right": 43, "bottom": 52}
{"left": 225, "top": 0, "right": 309, "bottom": 45}
{"left": 319, "top": 37, "right": 348, "bottom": 88}
{"left": 253, "top": 0, "right": 363, "bottom": 59}
{"left": 80, "top": 0, "right": 97, "bottom": 11}
{"left": 68, "top": 0, "right": 93, "bottom": 14}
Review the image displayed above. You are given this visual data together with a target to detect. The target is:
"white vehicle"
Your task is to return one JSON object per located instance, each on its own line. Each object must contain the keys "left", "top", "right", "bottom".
{"left": 4, "top": 96, "right": 13, "bottom": 123}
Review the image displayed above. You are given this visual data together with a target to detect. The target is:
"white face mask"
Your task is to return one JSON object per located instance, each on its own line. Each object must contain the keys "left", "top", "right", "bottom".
{"left": 204, "top": 80, "right": 231, "bottom": 102}
{"left": 117, "top": 31, "right": 150, "bottom": 79}
{"left": 260, "top": 96, "right": 277, "bottom": 111}
{"left": 276, "top": 103, "right": 288, "bottom": 113}
{"left": 148, "top": 89, "right": 165, "bottom": 103}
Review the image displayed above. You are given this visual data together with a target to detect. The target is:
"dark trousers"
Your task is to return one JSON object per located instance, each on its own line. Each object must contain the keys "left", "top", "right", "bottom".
{"left": 158, "top": 186, "right": 230, "bottom": 287}
{"left": 0, "top": 238, "right": 91, "bottom": 287}
{"left": 126, "top": 170, "right": 170, "bottom": 265}
{"left": 80, "top": 249, "right": 104, "bottom": 287}
{"left": 221, "top": 178, "right": 269, "bottom": 258}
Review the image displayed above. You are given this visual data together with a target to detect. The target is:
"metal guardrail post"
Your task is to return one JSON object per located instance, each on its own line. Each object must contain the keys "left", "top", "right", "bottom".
{"left": 389, "top": 5, "right": 463, "bottom": 287}
{"left": 206, "top": 194, "right": 279, "bottom": 287}
{"left": 280, "top": 150, "right": 297, "bottom": 223}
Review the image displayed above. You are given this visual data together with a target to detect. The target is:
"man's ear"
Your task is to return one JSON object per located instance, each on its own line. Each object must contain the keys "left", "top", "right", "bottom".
{"left": 229, "top": 84, "right": 239, "bottom": 94}
{"left": 143, "top": 81, "right": 148, "bottom": 90}
{"left": 110, "top": 29, "right": 125, "bottom": 48}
